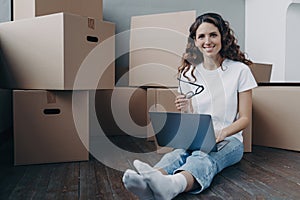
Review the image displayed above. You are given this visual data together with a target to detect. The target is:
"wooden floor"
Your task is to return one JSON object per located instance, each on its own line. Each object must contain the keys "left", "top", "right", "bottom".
{"left": 0, "top": 134, "right": 300, "bottom": 200}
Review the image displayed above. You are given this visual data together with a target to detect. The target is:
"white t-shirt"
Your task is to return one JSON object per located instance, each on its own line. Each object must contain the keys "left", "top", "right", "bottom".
{"left": 178, "top": 59, "right": 257, "bottom": 142}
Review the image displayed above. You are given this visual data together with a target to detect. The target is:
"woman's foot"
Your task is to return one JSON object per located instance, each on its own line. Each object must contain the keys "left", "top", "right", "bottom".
{"left": 122, "top": 169, "right": 154, "bottom": 199}
{"left": 133, "top": 160, "right": 187, "bottom": 200}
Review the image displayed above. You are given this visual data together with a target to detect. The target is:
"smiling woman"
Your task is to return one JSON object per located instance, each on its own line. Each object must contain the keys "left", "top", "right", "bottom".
{"left": 179, "top": 12, "right": 253, "bottom": 81}
{"left": 123, "top": 13, "right": 257, "bottom": 199}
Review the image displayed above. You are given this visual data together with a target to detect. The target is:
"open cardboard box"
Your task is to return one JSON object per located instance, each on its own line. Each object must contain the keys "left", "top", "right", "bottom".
{"left": 250, "top": 63, "right": 272, "bottom": 83}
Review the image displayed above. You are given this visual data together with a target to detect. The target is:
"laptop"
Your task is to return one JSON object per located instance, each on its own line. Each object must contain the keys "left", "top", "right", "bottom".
{"left": 149, "top": 111, "right": 229, "bottom": 153}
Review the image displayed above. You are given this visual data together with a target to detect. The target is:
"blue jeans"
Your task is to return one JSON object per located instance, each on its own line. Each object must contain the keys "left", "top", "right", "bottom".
{"left": 154, "top": 137, "right": 244, "bottom": 193}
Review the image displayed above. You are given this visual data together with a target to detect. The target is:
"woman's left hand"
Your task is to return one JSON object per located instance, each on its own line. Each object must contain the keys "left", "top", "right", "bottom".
{"left": 175, "top": 95, "right": 192, "bottom": 113}
{"left": 216, "top": 129, "right": 227, "bottom": 143}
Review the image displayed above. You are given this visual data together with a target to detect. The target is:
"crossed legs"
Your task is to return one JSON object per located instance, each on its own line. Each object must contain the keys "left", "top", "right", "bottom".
{"left": 122, "top": 160, "right": 198, "bottom": 200}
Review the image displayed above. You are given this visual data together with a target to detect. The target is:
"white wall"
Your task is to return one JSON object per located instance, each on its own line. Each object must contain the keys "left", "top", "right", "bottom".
{"left": 285, "top": 3, "right": 300, "bottom": 82}
{"left": 245, "top": 0, "right": 300, "bottom": 82}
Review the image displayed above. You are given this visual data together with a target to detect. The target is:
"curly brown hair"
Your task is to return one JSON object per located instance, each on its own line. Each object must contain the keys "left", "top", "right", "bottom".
{"left": 178, "top": 13, "right": 252, "bottom": 81}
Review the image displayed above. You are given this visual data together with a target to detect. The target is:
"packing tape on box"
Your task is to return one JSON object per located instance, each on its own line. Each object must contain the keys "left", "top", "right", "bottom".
{"left": 47, "top": 91, "right": 56, "bottom": 104}
{"left": 88, "top": 18, "right": 95, "bottom": 30}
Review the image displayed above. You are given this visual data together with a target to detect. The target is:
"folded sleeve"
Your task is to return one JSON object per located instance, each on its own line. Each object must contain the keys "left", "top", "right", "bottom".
{"left": 238, "top": 66, "right": 258, "bottom": 92}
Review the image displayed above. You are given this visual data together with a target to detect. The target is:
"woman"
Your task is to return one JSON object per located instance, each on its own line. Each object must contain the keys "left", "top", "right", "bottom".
{"left": 122, "top": 12, "right": 257, "bottom": 199}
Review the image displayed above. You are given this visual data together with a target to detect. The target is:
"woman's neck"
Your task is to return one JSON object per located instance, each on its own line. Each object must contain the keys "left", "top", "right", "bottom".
{"left": 203, "top": 56, "right": 224, "bottom": 70}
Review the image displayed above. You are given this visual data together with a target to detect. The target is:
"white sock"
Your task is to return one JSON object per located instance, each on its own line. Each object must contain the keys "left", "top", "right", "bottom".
{"left": 133, "top": 160, "right": 187, "bottom": 200}
{"left": 122, "top": 169, "right": 154, "bottom": 200}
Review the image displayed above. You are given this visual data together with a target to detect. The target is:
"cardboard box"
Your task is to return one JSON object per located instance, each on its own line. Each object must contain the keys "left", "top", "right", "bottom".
{"left": 250, "top": 63, "right": 272, "bottom": 83}
{"left": 13, "top": 90, "right": 89, "bottom": 165}
{"left": 129, "top": 10, "right": 196, "bottom": 87}
{"left": 252, "top": 86, "right": 300, "bottom": 151}
{"left": 147, "top": 88, "right": 179, "bottom": 132}
{"left": 0, "top": 89, "right": 12, "bottom": 133}
{"left": 0, "top": 12, "right": 115, "bottom": 90}
{"left": 244, "top": 115, "right": 253, "bottom": 152}
{"left": 90, "top": 87, "right": 148, "bottom": 137}
{"left": 14, "top": 0, "right": 103, "bottom": 20}
{"left": 147, "top": 88, "right": 252, "bottom": 153}
{"left": 147, "top": 88, "right": 179, "bottom": 153}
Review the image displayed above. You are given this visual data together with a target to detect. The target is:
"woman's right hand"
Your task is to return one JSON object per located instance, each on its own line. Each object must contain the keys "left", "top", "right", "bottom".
{"left": 175, "top": 95, "right": 192, "bottom": 113}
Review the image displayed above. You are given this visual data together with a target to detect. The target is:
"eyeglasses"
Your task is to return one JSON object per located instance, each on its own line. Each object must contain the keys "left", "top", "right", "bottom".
{"left": 177, "top": 77, "right": 204, "bottom": 99}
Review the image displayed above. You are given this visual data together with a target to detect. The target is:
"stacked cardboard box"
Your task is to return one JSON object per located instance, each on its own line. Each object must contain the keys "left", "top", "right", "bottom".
{"left": 129, "top": 10, "right": 196, "bottom": 87}
{"left": 0, "top": 4, "right": 115, "bottom": 90}
{"left": 90, "top": 88, "right": 148, "bottom": 138}
{"left": 13, "top": 90, "right": 89, "bottom": 165}
{"left": 128, "top": 11, "right": 196, "bottom": 153}
{"left": 0, "top": 0, "right": 115, "bottom": 165}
